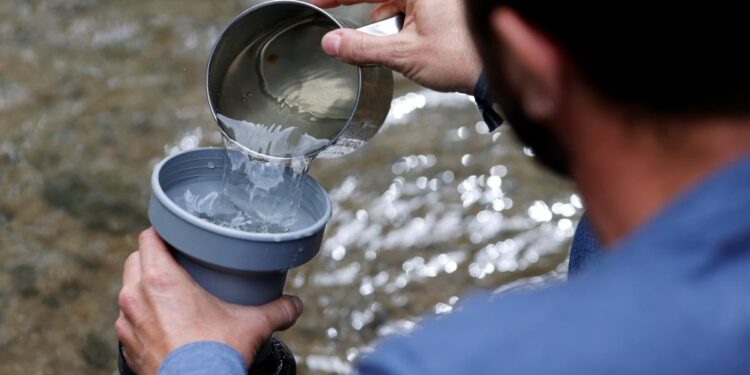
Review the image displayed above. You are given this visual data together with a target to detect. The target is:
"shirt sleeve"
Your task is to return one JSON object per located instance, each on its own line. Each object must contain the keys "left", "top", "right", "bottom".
{"left": 158, "top": 341, "right": 247, "bottom": 375}
{"left": 568, "top": 215, "right": 604, "bottom": 277}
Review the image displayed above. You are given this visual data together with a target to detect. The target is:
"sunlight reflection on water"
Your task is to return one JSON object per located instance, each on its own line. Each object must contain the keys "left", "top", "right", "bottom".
{"left": 0, "top": 1, "right": 579, "bottom": 373}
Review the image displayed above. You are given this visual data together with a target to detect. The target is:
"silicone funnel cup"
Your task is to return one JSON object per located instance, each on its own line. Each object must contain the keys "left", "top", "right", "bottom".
{"left": 148, "top": 147, "right": 331, "bottom": 305}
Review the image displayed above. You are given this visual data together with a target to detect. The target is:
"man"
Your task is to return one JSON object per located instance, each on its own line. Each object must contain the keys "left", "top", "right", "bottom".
{"left": 116, "top": 0, "right": 750, "bottom": 373}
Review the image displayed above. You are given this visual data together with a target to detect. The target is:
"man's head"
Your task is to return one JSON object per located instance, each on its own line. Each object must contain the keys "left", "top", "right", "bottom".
{"left": 465, "top": 2, "right": 750, "bottom": 176}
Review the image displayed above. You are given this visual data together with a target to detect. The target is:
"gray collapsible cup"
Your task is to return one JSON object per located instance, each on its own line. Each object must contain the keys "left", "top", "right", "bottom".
{"left": 148, "top": 147, "right": 332, "bottom": 306}
{"left": 119, "top": 147, "right": 328, "bottom": 374}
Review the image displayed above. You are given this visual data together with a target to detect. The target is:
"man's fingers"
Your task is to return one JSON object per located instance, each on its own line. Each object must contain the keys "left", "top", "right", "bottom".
{"left": 121, "top": 347, "right": 135, "bottom": 373}
{"left": 321, "top": 29, "right": 407, "bottom": 70}
{"left": 122, "top": 251, "right": 142, "bottom": 286}
{"left": 255, "top": 295, "right": 304, "bottom": 333}
{"left": 371, "top": 1, "right": 403, "bottom": 22}
{"left": 117, "top": 317, "right": 142, "bottom": 375}
{"left": 118, "top": 283, "right": 142, "bottom": 320}
{"left": 115, "top": 311, "right": 138, "bottom": 350}
{"left": 137, "top": 228, "right": 179, "bottom": 274}
{"left": 309, "top": 0, "right": 389, "bottom": 9}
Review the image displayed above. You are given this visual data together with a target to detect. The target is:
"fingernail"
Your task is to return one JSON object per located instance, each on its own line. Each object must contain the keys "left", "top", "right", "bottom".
{"left": 322, "top": 32, "right": 342, "bottom": 56}
{"left": 290, "top": 296, "right": 303, "bottom": 315}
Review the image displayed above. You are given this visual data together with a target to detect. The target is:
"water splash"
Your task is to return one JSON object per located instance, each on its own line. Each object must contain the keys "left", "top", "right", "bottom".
{"left": 217, "top": 114, "right": 330, "bottom": 158}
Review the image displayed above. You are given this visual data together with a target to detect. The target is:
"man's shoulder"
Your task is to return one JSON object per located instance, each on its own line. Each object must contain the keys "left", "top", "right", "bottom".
{"left": 357, "top": 259, "right": 750, "bottom": 375}
{"left": 357, "top": 277, "right": 619, "bottom": 374}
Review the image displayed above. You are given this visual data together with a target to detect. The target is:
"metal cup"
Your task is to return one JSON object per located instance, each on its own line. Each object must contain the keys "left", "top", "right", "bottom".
{"left": 207, "top": 0, "right": 402, "bottom": 162}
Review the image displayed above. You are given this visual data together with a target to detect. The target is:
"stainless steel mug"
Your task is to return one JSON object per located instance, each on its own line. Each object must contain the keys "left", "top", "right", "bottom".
{"left": 207, "top": 0, "right": 403, "bottom": 162}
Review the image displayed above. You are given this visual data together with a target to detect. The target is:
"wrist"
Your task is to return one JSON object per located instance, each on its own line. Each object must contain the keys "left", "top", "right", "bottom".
{"left": 158, "top": 341, "right": 247, "bottom": 374}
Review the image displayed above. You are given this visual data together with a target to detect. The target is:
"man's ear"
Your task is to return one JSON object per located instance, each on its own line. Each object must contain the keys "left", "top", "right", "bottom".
{"left": 492, "top": 9, "right": 563, "bottom": 120}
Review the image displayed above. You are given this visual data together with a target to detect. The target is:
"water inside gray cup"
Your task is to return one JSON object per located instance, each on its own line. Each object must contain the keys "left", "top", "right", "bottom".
{"left": 148, "top": 147, "right": 332, "bottom": 306}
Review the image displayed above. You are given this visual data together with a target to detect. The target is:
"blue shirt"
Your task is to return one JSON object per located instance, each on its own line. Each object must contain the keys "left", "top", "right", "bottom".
{"left": 160, "top": 154, "right": 750, "bottom": 374}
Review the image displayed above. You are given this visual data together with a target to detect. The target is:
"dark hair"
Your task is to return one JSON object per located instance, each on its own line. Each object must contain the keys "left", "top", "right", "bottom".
{"left": 466, "top": 2, "right": 750, "bottom": 118}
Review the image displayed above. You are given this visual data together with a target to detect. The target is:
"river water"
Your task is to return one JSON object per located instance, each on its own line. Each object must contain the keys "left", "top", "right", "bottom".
{"left": 0, "top": 1, "right": 580, "bottom": 374}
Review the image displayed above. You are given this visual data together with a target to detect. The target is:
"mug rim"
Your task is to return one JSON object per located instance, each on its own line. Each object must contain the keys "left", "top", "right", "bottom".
{"left": 205, "top": 0, "right": 363, "bottom": 163}
{"left": 151, "top": 147, "right": 333, "bottom": 242}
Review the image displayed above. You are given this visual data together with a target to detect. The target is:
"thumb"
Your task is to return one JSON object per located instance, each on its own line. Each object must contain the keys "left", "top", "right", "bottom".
{"left": 322, "top": 29, "right": 405, "bottom": 69}
{"left": 254, "top": 295, "right": 304, "bottom": 332}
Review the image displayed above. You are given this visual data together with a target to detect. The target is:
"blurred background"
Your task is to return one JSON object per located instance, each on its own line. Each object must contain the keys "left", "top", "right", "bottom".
{"left": 0, "top": 0, "right": 581, "bottom": 373}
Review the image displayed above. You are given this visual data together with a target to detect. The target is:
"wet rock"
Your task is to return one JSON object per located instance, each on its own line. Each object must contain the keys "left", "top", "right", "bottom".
{"left": 72, "top": 253, "right": 103, "bottom": 271}
{"left": 60, "top": 278, "right": 85, "bottom": 300}
{"left": 0, "top": 205, "right": 12, "bottom": 227}
{"left": 43, "top": 276, "right": 86, "bottom": 308}
{"left": 42, "top": 169, "right": 147, "bottom": 234}
{"left": 0, "top": 291, "right": 7, "bottom": 328}
{"left": 128, "top": 111, "right": 153, "bottom": 134}
{"left": 42, "top": 294, "right": 61, "bottom": 308}
{"left": 80, "top": 331, "right": 114, "bottom": 370}
{"left": 93, "top": 110, "right": 122, "bottom": 146}
{"left": 11, "top": 264, "right": 38, "bottom": 298}
{"left": 51, "top": 0, "right": 112, "bottom": 17}
{"left": 0, "top": 141, "right": 18, "bottom": 165}
{"left": 13, "top": 26, "right": 31, "bottom": 44}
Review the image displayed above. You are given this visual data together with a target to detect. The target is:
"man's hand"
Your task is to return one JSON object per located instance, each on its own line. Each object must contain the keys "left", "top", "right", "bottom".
{"left": 313, "top": 0, "right": 482, "bottom": 94}
{"left": 115, "top": 228, "right": 303, "bottom": 374}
